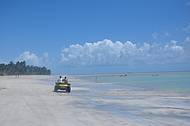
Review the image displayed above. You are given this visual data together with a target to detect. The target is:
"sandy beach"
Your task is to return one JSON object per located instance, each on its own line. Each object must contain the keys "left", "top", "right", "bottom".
{"left": 1, "top": 75, "right": 190, "bottom": 126}
{"left": 1, "top": 0, "right": 190, "bottom": 125}
{"left": 0, "top": 75, "right": 133, "bottom": 126}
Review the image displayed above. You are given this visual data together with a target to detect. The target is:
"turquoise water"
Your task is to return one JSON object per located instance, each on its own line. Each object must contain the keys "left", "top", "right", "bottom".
{"left": 71, "top": 72, "right": 190, "bottom": 126}
{"left": 85, "top": 72, "right": 190, "bottom": 92}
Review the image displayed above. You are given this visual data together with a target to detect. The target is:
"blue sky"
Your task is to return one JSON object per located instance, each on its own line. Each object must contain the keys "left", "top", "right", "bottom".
{"left": 0, "top": 0, "right": 190, "bottom": 74}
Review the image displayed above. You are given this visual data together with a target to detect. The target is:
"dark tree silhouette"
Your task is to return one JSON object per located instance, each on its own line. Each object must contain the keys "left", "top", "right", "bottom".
{"left": 0, "top": 61, "right": 51, "bottom": 75}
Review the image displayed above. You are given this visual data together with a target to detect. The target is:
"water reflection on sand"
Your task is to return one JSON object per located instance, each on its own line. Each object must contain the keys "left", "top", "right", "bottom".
{"left": 70, "top": 76, "right": 190, "bottom": 126}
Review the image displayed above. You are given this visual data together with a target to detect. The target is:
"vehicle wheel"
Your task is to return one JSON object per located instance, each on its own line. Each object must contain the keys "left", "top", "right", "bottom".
{"left": 67, "top": 87, "right": 71, "bottom": 93}
{"left": 54, "top": 86, "right": 58, "bottom": 92}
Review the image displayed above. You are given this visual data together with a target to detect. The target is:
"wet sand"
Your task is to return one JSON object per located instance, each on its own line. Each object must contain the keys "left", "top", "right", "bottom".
{"left": 0, "top": 75, "right": 133, "bottom": 126}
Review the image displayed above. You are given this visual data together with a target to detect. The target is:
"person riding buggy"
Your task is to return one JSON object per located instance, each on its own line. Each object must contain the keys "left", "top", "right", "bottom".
{"left": 54, "top": 76, "right": 71, "bottom": 93}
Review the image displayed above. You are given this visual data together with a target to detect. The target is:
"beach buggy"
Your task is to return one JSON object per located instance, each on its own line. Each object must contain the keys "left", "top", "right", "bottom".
{"left": 54, "top": 76, "right": 71, "bottom": 93}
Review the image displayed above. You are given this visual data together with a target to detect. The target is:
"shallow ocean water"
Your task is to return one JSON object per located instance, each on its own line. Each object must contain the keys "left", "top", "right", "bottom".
{"left": 69, "top": 72, "right": 190, "bottom": 126}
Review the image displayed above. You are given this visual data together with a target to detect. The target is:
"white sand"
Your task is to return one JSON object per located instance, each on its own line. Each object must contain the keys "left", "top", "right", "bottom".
{"left": 0, "top": 75, "right": 133, "bottom": 126}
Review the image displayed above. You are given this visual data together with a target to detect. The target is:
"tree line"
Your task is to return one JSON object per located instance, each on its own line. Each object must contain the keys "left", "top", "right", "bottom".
{"left": 0, "top": 61, "right": 51, "bottom": 75}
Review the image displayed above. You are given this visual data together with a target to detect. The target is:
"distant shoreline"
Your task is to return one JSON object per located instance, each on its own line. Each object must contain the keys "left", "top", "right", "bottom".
{"left": 55, "top": 71, "right": 190, "bottom": 76}
{"left": 0, "top": 61, "right": 51, "bottom": 76}
{"left": 1, "top": 70, "right": 189, "bottom": 77}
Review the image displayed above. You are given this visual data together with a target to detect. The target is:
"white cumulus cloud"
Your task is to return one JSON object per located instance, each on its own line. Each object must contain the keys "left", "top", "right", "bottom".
{"left": 152, "top": 32, "right": 159, "bottom": 39}
{"left": 16, "top": 51, "right": 50, "bottom": 66}
{"left": 152, "top": 32, "right": 170, "bottom": 39}
{"left": 60, "top": 39, "right": 189, "bottom": 66}
{"left": 16, "top": 51, "right": 39, "bottom": 65}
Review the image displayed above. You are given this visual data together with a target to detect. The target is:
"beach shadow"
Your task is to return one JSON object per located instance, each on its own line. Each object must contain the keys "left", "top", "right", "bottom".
{"left": 53, "top": 90, "right": 70, "bottom": 93}
{"left": 0, "top": 87, "right": 6, "bottom": 91}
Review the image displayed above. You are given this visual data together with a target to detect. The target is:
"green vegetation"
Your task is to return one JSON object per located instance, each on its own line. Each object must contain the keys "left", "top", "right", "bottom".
{"left": 0, "top": 61, "right": 51, "bottom": 75}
